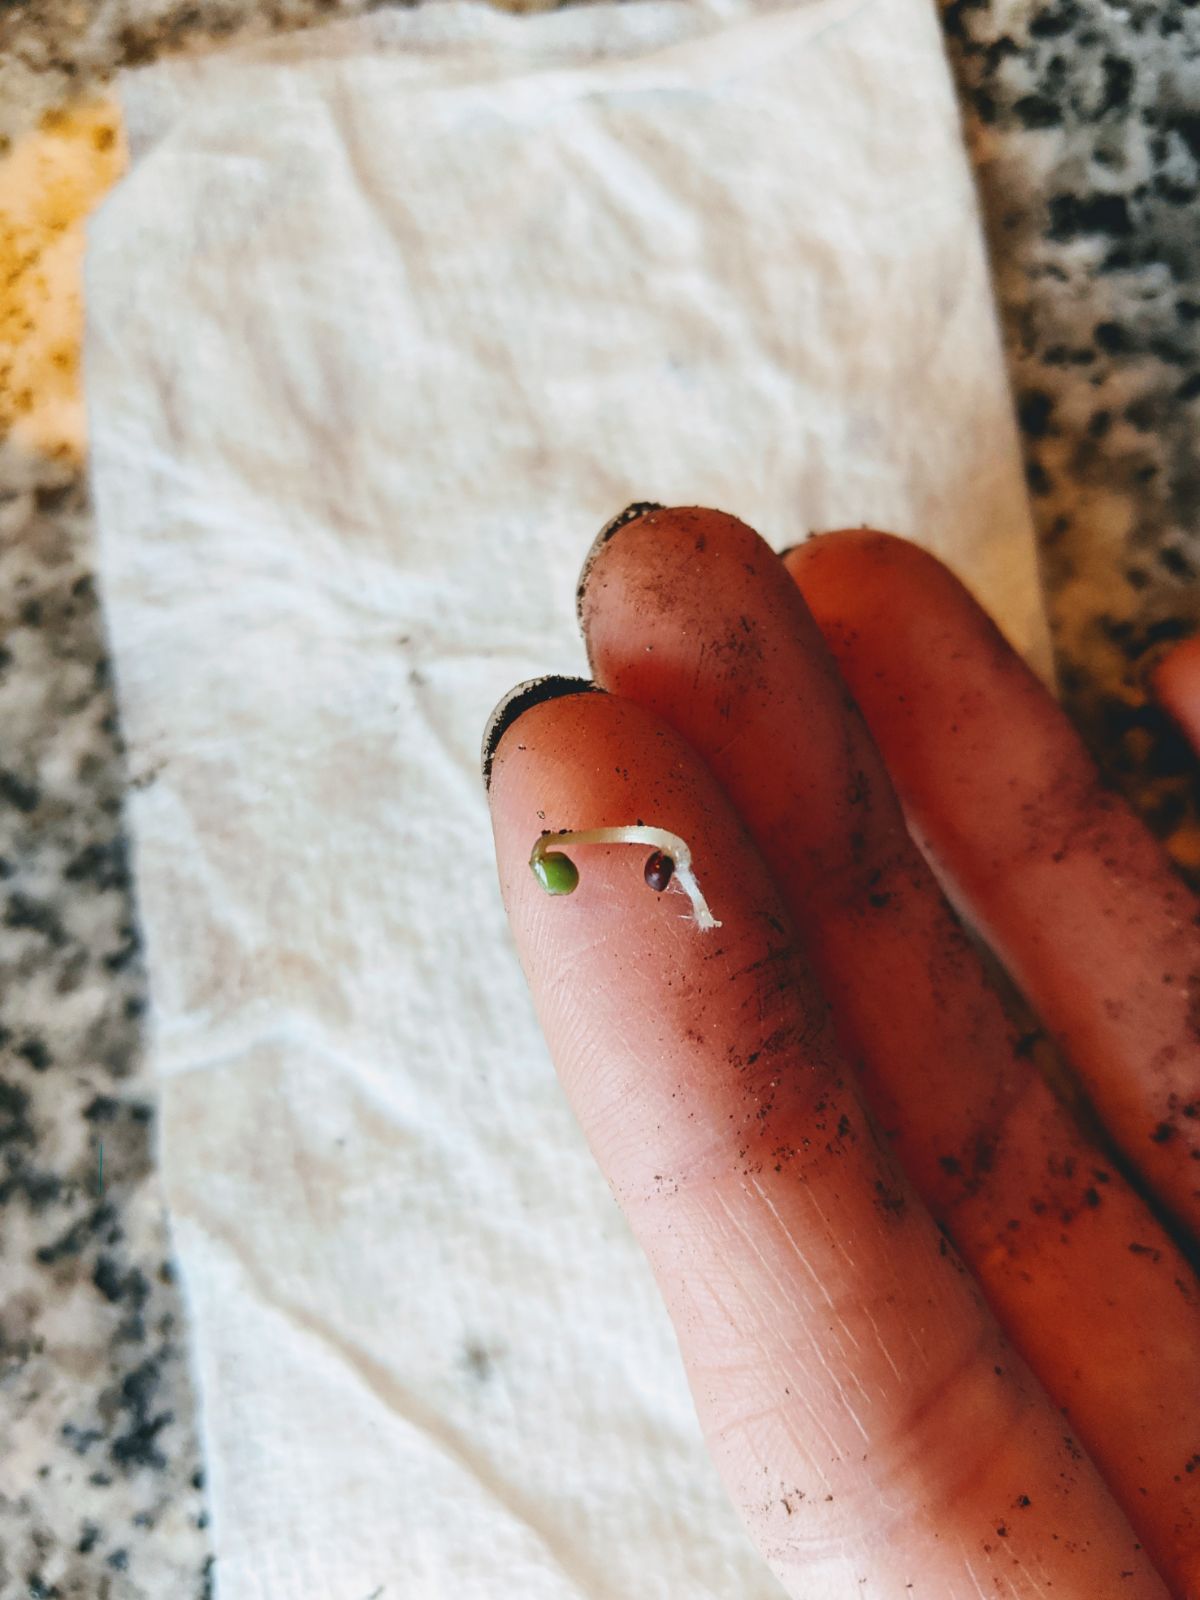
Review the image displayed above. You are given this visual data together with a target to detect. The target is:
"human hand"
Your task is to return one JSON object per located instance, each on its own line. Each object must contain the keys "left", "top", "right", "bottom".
{"left": 483, "top": 507, "right": 1200, "bottom": 1599}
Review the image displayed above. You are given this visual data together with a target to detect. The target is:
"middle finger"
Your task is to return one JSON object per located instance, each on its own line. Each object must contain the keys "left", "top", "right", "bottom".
{"left": 578, "top": 503, "right": 1200, "bottom": 1595}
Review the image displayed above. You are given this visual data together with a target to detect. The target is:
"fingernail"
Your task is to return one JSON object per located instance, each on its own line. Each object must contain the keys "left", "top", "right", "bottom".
{"left": 575, "top": 502, "right": 665, "bottom": 626}
{"left": 481, "top": 675, "right": 599, "bottom": 792}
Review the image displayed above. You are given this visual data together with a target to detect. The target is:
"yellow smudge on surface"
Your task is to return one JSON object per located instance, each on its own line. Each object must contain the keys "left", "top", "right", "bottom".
{"left": 1167, "top": 821, "right": 1200, "bottom": 877}
{"left": 0, "top": 98, "right": 127, "bottom": 464}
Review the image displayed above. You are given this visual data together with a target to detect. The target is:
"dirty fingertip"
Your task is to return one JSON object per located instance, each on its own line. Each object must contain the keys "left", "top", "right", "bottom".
{"left": 575, "top": 502, "right": 666, "bottom": 626}
{"left": 481, "top": 675, "right": 599, "bottom": 792}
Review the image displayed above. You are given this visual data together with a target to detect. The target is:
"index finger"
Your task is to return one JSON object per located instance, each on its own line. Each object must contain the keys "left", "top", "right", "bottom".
{"left": 483, "top": 678, "right": 1166, "bottom": 1599}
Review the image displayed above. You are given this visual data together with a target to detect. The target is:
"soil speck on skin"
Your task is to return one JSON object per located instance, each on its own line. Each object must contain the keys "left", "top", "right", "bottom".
{"left": 973, "top": 1132, "right": 997, "bottom": 1175}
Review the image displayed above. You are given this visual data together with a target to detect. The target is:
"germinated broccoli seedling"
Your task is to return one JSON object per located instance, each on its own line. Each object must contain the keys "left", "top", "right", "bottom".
{"left": 529, "top": 825, "right": 721, "bottom": 930}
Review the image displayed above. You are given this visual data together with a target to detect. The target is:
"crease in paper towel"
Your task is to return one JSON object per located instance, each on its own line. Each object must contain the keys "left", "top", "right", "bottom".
{"left": 85, "top": 1, "right": 1047, "bottom": 1595}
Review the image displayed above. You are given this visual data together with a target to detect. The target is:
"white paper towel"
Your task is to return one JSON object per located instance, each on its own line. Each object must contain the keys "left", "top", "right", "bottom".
{"left": 85, "top": 3, "right": 1049, "bottom": 1595}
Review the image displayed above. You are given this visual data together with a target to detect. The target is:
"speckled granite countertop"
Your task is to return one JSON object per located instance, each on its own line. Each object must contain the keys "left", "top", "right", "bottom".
{"left": 1, "top": 3, "right": 1198, "bottom": 1596}
{"left": 951, "top": 0, "right": 1200, "bottom": 866}
{"left": 0, "top": 468, "right": 209, "bottom": 1600}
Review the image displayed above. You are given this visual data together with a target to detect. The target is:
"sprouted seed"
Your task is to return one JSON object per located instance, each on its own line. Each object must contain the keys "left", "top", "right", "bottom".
{"left": 531, "top": 851, "right": 579, "bottom": 896}
{"left": 529, "top": 825, "right": 720, "bottom": 930}
{"left": 644, "top": 850, "right": 674, "bottom": 892}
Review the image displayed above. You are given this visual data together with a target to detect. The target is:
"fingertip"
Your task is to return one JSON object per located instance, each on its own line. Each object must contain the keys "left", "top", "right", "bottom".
{"left": 480, "top": 674, "right": 599, "bottom": 794}
{"left": 1150, "top": 632, "right": 1200, "bottom": 758}
{"left": 777, "top": 528, "right": 873, "bottom": 567}
{"left": 574, "top": 502, "right": 666, "bottom": 628}
{"left": 595, "top": 500, "right": 668, "bottom": 546}
{"left": 784, "top": 530, "right": 997, "bottom": 673}
{"left": 579, "top": 504, "right": 789, "bottom": 665}
{"left": 576, "top": 503, "right": 763, "bottom": 636}
{"left": 782, "top": 526, "right": 915, "bottom": 587}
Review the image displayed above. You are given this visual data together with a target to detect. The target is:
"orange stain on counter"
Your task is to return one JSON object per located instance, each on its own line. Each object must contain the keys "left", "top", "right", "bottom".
{"left": 0, "top": 99, "right": 127, "bottom": 463}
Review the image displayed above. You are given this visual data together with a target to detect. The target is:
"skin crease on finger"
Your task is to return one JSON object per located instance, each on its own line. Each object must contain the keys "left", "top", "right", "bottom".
{"left": 577, "top": 506, "right": 1200, "bottom": 1596}
{"left": 486, "top": 688, "right": 1168, "bottom": 1600}
{"left": 783, "top": 530, "right": 1200, "bottom": 1246}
